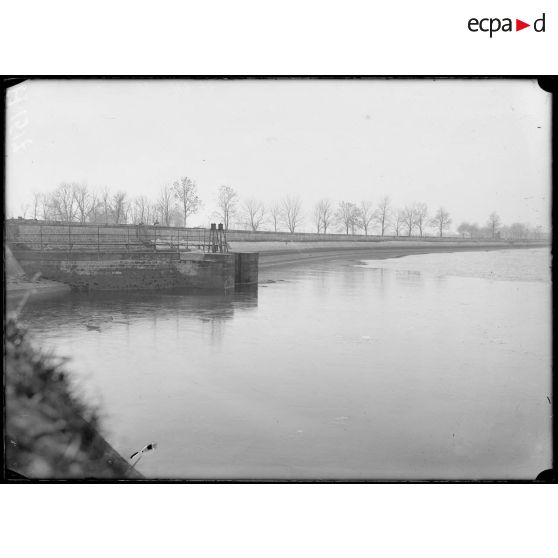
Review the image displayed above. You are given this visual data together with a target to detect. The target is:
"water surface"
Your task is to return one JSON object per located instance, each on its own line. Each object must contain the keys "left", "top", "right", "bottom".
{"left": 18, "top": 248, "right": 552, "bottom": 479}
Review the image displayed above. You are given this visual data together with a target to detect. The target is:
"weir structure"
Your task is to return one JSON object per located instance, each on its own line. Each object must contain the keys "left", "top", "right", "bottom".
{"left": 6, "top": 220, "right": 258, "bottom": 292}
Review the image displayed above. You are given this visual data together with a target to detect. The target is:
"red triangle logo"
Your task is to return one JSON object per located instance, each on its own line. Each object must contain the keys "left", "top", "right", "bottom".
{"left": 516, "top": 19, "right": 530, "bottom": 31}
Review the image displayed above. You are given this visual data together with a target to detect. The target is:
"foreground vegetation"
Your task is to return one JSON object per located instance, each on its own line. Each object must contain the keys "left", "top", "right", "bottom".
{"left": 5, "top": 314, "right": 135, "bottom": 479}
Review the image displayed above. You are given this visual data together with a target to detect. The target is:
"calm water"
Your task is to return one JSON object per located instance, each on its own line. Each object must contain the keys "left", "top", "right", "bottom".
{"left": 18, "top": 247, "right": 552, "bottom": 479}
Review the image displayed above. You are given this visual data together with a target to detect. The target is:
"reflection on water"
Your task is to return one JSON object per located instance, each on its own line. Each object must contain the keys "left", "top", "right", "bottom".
{"left": 16, "top": 249, "right": 551, "bottom": 479}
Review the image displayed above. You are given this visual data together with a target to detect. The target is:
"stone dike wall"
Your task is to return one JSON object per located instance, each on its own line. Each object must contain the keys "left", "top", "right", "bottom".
{"left": 11, "top": 250, "right": 239, "bottom": 291}
{"left": 8, "top": 219, "right": 538, "bottom": 248}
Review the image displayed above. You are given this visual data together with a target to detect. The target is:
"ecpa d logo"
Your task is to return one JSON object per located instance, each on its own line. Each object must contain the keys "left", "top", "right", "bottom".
{"left": 468, "top": 13, "right": 546, "bottom": 37}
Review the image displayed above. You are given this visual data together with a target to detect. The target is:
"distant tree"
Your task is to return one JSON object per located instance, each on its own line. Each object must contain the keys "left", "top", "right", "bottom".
{"left": 99, "top": 187, "right": 112, "bottom": 224}
{"left": 132, "top": 195, "right": 150, "bottom": 224}
{"left": 281, "top": 195, "right": 303, "bottom": 233}
{"left": 168, "top": 206, "right": 183, "bottom": 227}
{"left": 39, "top": 193, "right": 51, "bottom": 220}
{"left": 469, "top": 223, "right": 481, "bottom": 238}
{"left": 402, "top": 205, "right": 417, "bottom": 236}
{"left": 73, "top": 183, "right": 95, "bottom": 224}
{"left": 112, "top": 191, "right": 128, "bottom": 224}
{"left": 487, "top": 212, "right": 501, "bottom": 239}
{"left": 313, "top": 202, "right": 322, "bottom": 233}
{"left": 19, "top": 203, "right": 30, "bottom": 219}
{"left": 148, "top": 203, "right": 159, "bottom": 225}
{"left": 394, "top": 210, "right": 405, "bottom": 236}
{"left": 172, "top": 176, "right": 201, "bottom": 227}
{"left": 242, "top": 198, "right": 266, "bottom": 231}
{"left": 313, "top": 198, "right": 333, "bottom": 234}
{"left": 457, "top": 222, "right": 471, "bottom": 238}
{"left": 335, "top": 201, "right": 360, "bottom": 235}
{"left": 31, "top": 192, "right": 42, "bottom": 220}
{"left": 216, "top": 185, "right": 238, "bottom": 230}
{"left": 269, "top": 201, "right": 281, "bottom": 232}
{"left": 88, "top": 192, "right": 101, "bottom": 223}
{"left": 509, "top": 222, "right": 529, "bottom": 239}
{"left": 51, "top": 183, "right": 77, "bottom": 222}
{"left": 480, "top": 225, "right": 493, "bottom": 238}
{"left": 358, "top": 200, "right": 375, "bottom": 235}
{"left": 413, "top": 203, "right": 429, "bottom": 237}
{"left": 157, "top": 185, "right": 174, "bottom": 226}
{"left": 318, "top": 198, "right": 333, "bottom": 234}
{"left": 375, "top": 196, "right": 391, "bottom": 236}
{"left": 431, "top": 207, "right": 452, "bottom": 237}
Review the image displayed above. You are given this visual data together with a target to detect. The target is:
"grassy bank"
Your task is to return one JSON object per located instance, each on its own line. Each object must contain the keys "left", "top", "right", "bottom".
{"left": 5, "top": 315, "right": 141, "bottom": 479}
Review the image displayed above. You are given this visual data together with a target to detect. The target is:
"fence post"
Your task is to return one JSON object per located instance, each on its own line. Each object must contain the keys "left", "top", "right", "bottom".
{"left": 68, "top": 223, "right": 71, "bottom": 254}
{"left": 40, "top": 225, "right": 43, "bottom": 251}
{"left": 127, "top": 226, "right": 130, "bottom": 253}
{"left": 97, "top": 225, "right": 100, "bottom": 255}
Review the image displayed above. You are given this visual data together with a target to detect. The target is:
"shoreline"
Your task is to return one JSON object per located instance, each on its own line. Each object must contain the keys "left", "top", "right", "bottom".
{"left": 251, "top": 241, "right": 548, "bottom": 269}
{"left": 6, "top": 277, "right": 71, "bottom": 300}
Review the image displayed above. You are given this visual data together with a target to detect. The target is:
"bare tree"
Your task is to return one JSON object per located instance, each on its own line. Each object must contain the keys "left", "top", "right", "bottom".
{"left": 335, "top": 201, "right": 360, "bottom": 235}
{"left": 51, "top": 183, "right": 77, "bottom": 222}
{"left": 242, "top": 198, "right": 266, "bottom": 231}
{"left": 509, "top": 222, "right": 529, "bottom": 239}
{"left": 430, "top": 207, "right": 452, "bottom": 237}
{"left": 157, "top": 186, "right": 174, "bottom": 226}
{"left": 148, "top": 203, "right": 159, "bottom": 225}
{"left": 132, "top": 195, "right": 149, "bottom": 224}
{"left": 40, "top": 193, "right": 51, "bottom": 220}
{"left": 413, "top": 203, "right": 429, "bottom": 237}
{"left": 320, "top": 199, "right": 333, "bottom": 234}
{"left": 313, "top": 202, "right": 322, "bottom": 233}
{"left": 216, "top": 185, "right": 238, "bottom": 230}
{"left": 112, "top": 191, "right": 128, "bottom": 224}
{"left": 487, "top": 212, "right": 501, "bottom": 239}
{"left": 173, "top": 176, "right": 201, "bottom": 227}
{"left": 358, "top": 200, "right": 374, "bottom": 235}
{"left": 403, "top": 205, "right": 417, "bottom": 236}
{"left": 281, "top": 195, "right": 303, "bottom": 233}
{"left": 100, "top": 187, "right": 113, "bottom": 224}
{"left": 73, "top": 183, "right": 95, "bottom": 224}
{"left": 394, "top": 210, "right": 405, "bottom": 236}
{"left": 31, "top": 192, "right": 42, "bottom": 219}
{"left": 375, "top": 196, "right": 391, "bottom": 236}
{"left": 269, "top": 201, "right": 281, "bottom": 232}
{"left": 88, "top": 192, "right": 101, "bottom": 223}
{"left": 313, "top": 199, "right": 333, "bottom": 234}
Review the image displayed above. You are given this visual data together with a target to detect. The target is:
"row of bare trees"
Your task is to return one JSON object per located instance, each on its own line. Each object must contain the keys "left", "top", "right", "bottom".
{"left": 457, "top": 212, "right": 545, "bottom": 240}
{"left": 311, "top": 198, "right": 452, "bottom": 237}
{"left": 18, "top": 182, "right": 544, "bottom": 239}
{"left": 20, "top": 184, "right": 453, "bottom": 236}
{"left": 23, "top": 180, "right": 202, "bottom": 227}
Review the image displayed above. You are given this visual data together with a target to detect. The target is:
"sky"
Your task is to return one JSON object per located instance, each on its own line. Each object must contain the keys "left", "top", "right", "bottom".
{"left": 5, "top": 78, "right": 551, "bottom": 232}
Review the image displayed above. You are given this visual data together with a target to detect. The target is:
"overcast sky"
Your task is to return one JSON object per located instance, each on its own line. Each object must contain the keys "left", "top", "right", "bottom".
{"left": 5, "top": 78, "right": 551, "bottom": 231}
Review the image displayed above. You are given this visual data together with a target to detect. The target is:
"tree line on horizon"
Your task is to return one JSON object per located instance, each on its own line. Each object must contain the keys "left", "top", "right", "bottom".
{"left": 14, "top": 179, "right": 546, "bottom": 240}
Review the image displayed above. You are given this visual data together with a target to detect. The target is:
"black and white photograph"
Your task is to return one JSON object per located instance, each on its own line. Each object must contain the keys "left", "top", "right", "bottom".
{"left": 4, "top": 78, "right": 552, "bottom": 481}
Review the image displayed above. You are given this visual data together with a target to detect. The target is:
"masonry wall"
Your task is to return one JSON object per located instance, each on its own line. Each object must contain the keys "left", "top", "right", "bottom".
{"left": 234, "top": 253, "right": 259, "bottom": 285}
{"left": 12, "top": 250, "right": 236, "bottom": 292}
